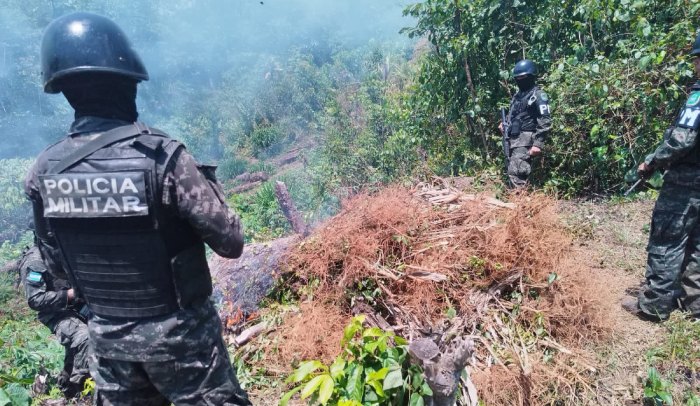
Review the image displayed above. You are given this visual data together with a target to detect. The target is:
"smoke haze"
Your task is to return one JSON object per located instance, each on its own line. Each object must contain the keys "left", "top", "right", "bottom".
{"left": 0, "top": 0, "right": 413, "bottom": 159}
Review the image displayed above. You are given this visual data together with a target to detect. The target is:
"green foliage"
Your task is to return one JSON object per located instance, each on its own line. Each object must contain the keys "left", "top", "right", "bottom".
{"left": 218, "top": 156, "right": 250, "bottom": 180}
{"left": 231, "top": 182, "right": 289, "bottom": 242}
{"left": 229, "top": 168, "right": 339, "bottom": 242}
{"left": 643, "top": 367, "right": 673, "bottom": 406}
{"left": 281, "top": 315, "right": 432, "bottom": 406}
{"left": 250, "top": 125, "right": 284, "bottom": 156}
{"left": 647, "top": 313, "right": 700, "bottom": 372}
{"left": 685, "top": 391, "right": 700, "bottom": 406}
{"left": 399, "top": 0, "right": 700, "bottom": 195}
{"left": 0, "top": 234, "right": 32, "bottom": 266}
{"left": 0, "top": 383, "right": 30, "bottom": 406}
{"left": 0, "top": 314, "right": 63, "bottom": 404}
{"left": 0, "top": 159, "right": 33, "bottom": 244}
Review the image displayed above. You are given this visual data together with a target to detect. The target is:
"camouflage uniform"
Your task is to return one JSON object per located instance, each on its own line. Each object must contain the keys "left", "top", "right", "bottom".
{"left": 20, "top": 245, "right": 90, "bottom": 398}
{"left": 638, "top": 82, "right": 700, "bottom": 320}
{"left": 26, "top": 117, "right": 251, "bottom": 405}
{"left": 506, "top": 86, "right": 552, "bottom": 187}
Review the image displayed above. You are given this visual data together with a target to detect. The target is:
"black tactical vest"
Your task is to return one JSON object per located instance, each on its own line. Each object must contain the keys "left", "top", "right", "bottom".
{"left": 674, "top": 82, "right": 700, "bottom": 167}
{"left": 38, "top": 124, "right": 212, "bottom": 319}
{"left": 508, "top": 87, "right": 538, "bottom": 136}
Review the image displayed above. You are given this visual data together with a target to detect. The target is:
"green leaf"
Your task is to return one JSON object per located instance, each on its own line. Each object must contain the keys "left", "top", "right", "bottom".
{"left": 286, "top": 360, "right": 325, "bottom": 383}
{"left": 330, "top": 356, "right": 346, "bottom": 380}
{"left": 279, "top": 386, "right": 302, "bottom": 406}
{"left": 421, "top": 382, "right": 433, "bottom": 396}
{"left": 367, "top": 367, "right": 389, "bottom": 382}
{"left": 658, "top": 392, "right": 673, "bottom": 405}
{"left": 301, "top": 375, "right": 326, "bottom": 399}
{"left": 337, "top": 400, "right": 363, "bottom": 406}
{"left": 0, "top": 389, "right": 11, "bottom": 406}
{"left": 3, "top": 384, "right": 28, "bottom": 406}
{"left": 364, "top": 341, "right": 379, "bottom": 354}
{"left": 410, "top": 393, "right": 425, "bottom": 406}
{"left": 394, "top": 336, "right": 408, "bottom": 346}
{"left": 318, "top": 375, "right": 335, "bottom": 405}
{"left": 547, "top": 273, "right": 558, "bottom": 285}
{"left": 343, "top": 316, "right": 366, "bottom": 345}
{"left": 363, "top": 327, "right": 383, "bottom": 338}
{"left": 383, "top": 369, "right": 403, "bottom": 390}
{"left": 345, "top": 364, "right": 364, "bottom": 401}
{"left": 367, "top": 379, "right": 386, "bottom": 398}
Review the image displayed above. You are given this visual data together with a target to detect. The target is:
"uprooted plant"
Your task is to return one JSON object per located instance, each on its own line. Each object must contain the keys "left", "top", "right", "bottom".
{"left": 281, "top": 315, "right": 433, "bottom": 406}
{"left": 278, "top": 180, "right": 612, "bottom": 404}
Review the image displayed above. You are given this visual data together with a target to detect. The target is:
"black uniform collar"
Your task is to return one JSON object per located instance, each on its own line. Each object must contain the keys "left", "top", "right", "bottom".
{"left": 516, "top": 85, "right": 537, "bottom": 97}
{"left": 69, "top": 116, "right": 133, "bottom": 136}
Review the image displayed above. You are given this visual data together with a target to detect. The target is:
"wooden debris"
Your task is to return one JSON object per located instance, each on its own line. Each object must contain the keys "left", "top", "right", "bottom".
{"left": 234, "top": 322, "right": 270, "bottom": 347}
{"left": 274, "top": 181, "right": 309, "bottom": 236}
{"left": 234, "top": 171, "right": 270, "bottom": 183}
{"left": 231, "top": 181, "right": 263, "bottom": 194}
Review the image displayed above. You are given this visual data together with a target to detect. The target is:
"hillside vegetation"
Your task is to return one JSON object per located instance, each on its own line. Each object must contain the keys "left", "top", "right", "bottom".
{"left": 0, "top": 0, "right": 699, "bottom": 405}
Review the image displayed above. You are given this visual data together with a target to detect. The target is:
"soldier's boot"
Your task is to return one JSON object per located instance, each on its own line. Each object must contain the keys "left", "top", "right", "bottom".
{"left": 621, "top": 296, "right": 662, "bottom": 322}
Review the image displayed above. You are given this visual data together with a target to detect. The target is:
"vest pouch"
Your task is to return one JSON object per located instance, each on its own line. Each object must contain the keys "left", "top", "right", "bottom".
{"left": 171, "top": 243, "right": 213, "bottom": 308}
{"left": 510, "top": 118, "right": 522, "bottom": 137}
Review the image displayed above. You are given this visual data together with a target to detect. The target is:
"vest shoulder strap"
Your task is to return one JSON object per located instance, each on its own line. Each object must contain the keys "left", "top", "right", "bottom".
{"left": 49, "top": 123, "right": 168, "bottom": 175}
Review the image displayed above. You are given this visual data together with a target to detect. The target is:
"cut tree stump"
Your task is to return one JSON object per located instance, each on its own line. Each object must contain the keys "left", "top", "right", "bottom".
{"left": 408, "top": 323, "right": 477, "bottom": 406}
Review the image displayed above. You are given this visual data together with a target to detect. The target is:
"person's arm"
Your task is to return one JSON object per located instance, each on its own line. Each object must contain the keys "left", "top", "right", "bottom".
{"left": 645, "top": 91, "right": 700, "bottom": 169}
{"left": 644, "top": 127, "right": 698, "bottom": 169}
{"left": 163, "top": 147, "right": 244, "bottom": 258}
{"left": 25, "top": 161, "right": 68, "bottom": 279}
{"left": 532, "top": 90, "right": 552, "bottom": 150}
{"left": 21, "top": 247, "right": 70, "bottom": 312}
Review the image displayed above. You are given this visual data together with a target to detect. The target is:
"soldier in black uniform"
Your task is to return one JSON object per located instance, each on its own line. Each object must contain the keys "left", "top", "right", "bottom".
{"left": 499, "top": 59, "right": 552, "bottom": 188}
{"left": 25, "top": 12, "right": 251, "bottom": 405}
{"left": 20, "top": 244, "right": 90, "bottom": 398}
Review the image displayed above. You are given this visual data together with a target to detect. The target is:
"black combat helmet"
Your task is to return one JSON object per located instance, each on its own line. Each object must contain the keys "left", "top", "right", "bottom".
{"left": 691, "top": 32, "right": 700, "bottom": 57}
{"left": 41, "top": 12, "right": 148, "bottom": 93}
{"left": 512, "top": 59, "right": 537, "bottom": 79}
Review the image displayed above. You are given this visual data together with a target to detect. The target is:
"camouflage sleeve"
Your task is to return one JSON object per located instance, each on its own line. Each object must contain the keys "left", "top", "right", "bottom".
{"left": 645, "top": 126, "right": 697, "bottom": 168}
{"left": 533, "top": 90, "right": 552, "bottom": 149}
{"left": 163, "top": 148, "right": 244, "bottom": 258}
{"left": 21, "top": 247, "right": 69, "bottom": 313}
{"left": 24, "top": 161, "right": 69, "bottom": 279}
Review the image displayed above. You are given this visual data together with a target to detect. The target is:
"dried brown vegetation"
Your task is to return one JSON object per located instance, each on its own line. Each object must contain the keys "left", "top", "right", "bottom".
{"left": 272, "top": 180, "right": 612, "bottom": 404}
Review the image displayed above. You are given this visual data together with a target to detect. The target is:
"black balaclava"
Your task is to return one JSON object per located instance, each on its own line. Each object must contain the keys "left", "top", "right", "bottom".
{"left": 515, "top": 75, "right": 536, "bottom": 92}
{"left": 59, "top": 73, "right": 138, "bottom": 122}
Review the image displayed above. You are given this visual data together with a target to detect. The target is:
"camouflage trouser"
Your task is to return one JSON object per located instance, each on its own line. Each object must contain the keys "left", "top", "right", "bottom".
{"left": 639, "top": 182, "right": 700, "bottom": 319}
{"left": 507, "top": 146, "right": 532, "bottom": 188}
{"left": 90, "top": 337, "right": 251, "bottom": 406}
{"left": 54, "top": 316, "right": 90, "bottom": 397}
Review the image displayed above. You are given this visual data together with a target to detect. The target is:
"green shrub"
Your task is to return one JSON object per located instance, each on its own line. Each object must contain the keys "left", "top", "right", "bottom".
{"left": 281, "top": 315, "right": 432, "bottom": 406}
{"left": 250, "top": 125, "right": 283, "bottom": 156}
{"left": 218, "top": 156, "right": 249, "bottom": 180}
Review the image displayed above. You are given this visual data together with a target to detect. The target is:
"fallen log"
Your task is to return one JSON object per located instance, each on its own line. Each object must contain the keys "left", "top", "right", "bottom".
{"left": 234, "top": 322, "right": 270, "bottom": 347}
{"left": 234, "top": 171, "right": 270, "bottom": 183}
{"left": 231, "top": 181, "right": 263, "bottom": 194}
{"left": 274, "top": 181, "right": 309, "bottom": 236}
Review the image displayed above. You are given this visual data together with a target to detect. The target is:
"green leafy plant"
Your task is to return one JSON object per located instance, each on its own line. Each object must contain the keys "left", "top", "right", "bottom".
{"left": 281, "top": 315, "right": 432, "bottom": 406}
{"left": 643, "top": 367, "right": 673, "bottom": 406}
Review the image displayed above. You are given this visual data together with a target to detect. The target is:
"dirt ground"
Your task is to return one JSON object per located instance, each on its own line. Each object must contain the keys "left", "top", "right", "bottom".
{"left": 561, "top": 197, "right": 674, "bottom": 405}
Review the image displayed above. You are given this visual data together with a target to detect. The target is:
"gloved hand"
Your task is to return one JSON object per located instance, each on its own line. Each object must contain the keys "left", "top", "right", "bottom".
{"left": 637, "top": 162, "right": 653, "bottom": 179}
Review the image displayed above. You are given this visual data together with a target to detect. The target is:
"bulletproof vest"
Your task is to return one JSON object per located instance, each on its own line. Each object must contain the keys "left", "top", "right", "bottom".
{"left": 38, "top": 125, "right": 211, "bottom": 319}
{"left": 508, "top": 87, "right": 538, "bottom": 136}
